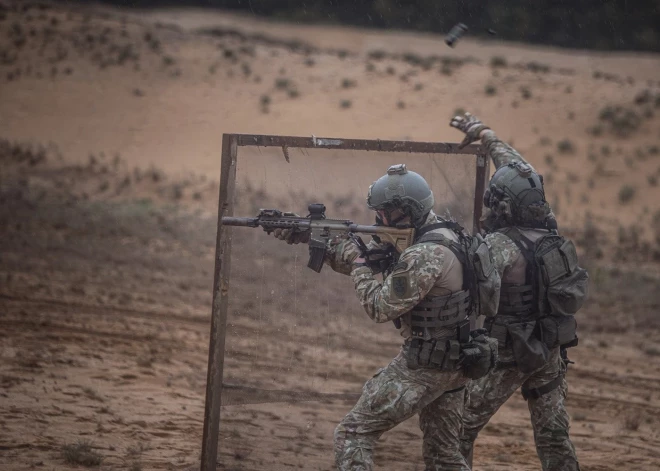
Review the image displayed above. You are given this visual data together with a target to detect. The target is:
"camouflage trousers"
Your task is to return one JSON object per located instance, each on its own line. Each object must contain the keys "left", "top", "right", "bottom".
{"left": 334, "top": 347, "right": 470, "bottom": 471}
{"left": 459, "top": 346, "right": 580, "bottom": 471}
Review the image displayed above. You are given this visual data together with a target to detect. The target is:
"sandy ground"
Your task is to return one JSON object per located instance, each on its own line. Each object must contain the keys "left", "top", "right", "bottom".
{"left": 1, "top": 1, "right": 660, "bottom": 470}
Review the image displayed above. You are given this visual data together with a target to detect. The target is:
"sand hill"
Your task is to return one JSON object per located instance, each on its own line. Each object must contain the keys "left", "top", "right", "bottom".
{"left": 1, "top": 1, "right": 660, "bottom": 470}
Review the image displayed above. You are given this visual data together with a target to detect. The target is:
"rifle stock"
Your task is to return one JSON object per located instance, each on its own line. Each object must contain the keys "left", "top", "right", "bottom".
{"left": 221, "top": 204, "right": 415, "bottom": 272}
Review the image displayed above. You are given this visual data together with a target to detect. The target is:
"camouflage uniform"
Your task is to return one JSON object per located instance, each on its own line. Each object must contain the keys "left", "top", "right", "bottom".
{"left": 328, "top": 211, "right": 471, "bottom": 471}
{"left": 458, "top": 131, "right": 580, "bottom": 470}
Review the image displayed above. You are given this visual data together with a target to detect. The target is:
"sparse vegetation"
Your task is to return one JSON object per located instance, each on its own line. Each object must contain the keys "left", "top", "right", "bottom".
{"left": 520, "top": 86, "right": 532, "bottom": 100}
{"left": 618, "top": 185, "right": 636, "bottom": 204}
{"left": 557, "top": 139, "right": 575, "bottom": 154}
{"left": 62, "top": 440, "right": 103, "bottom": 466}
{"left": 490, "top": 56, "right": 507, "bottom": 68}
{"left": 601, "top": 145, "right": 611, "bottom": 156}
{"left": 598, "top": 105, "right": 641, "bottom": 137}
{"left": 367, "top": 49, "right": 386, "bottom": 61}
{"left": 484, "top": 84, "right": 497, "bottom": 96}
{"left": 340, "top": 99, "right": 352, "bottom": 109}
{"left": 341, "top": 78, "right": 357, "bottom": 89}
{"left": 544, "top": 154, "right": 555, "bottom": 167}
{"left": 274, "top": 77, "right": 291, "bottom": 90}
{"left": 623, "top": 412, "right": 642, "bottom": 431}
{"left": 642, "top": 344, "right": 660, "bottom": 356}
{"left": 572, "top": 412, "right": 587, "bottom": 421}
{"left": 588, "top": 125, "right": 603, "bottom": 137}
{"left": 525, "top": 61, "right": 550, "bottom": 73}
{"left": 634, "top": 89, "right": 654, "bottom": 105}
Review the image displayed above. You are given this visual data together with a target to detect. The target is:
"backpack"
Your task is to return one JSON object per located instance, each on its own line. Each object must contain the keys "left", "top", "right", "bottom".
{"left": 500, "top": 228, "right": 589, "bottom": 317}
{"left": 499, "top": 227, "right": 589, "bottom": 353}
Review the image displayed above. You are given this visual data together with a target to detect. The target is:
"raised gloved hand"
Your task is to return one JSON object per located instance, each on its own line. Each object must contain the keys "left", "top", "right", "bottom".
{"left": 271, "top": 213, "right": 310, "bottom": 244}
{"left": 450, "top": 112, "right": 491, "bottom": 149}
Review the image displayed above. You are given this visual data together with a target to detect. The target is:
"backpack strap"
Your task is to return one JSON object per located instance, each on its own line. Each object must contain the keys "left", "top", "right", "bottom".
{"left": 497, "top": 227, "right": 536, "bottom": 285}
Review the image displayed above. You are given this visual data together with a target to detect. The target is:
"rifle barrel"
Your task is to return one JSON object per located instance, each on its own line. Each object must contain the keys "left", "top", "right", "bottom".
{"left": 221, "top": 217, "right": 259, "bottom": 227}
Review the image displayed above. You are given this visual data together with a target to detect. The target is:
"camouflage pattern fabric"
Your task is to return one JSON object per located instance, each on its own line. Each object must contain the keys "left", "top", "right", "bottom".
{"left": 335, "top": 348, "right": 470, "bottom": 471}
{"left": 458, "top": 129, "right": 579, "bottom": 470}
{"left": 330, "top": 212, "right": 472, "bottom": 469}
{"left": 325, "top": 236, "right": 368, "bottom": 276}
{"left": 481, "top": 130, "right": 532, "bottom": 170}
{"left": 459, "top": 347, "right": 579, "bottom": 471}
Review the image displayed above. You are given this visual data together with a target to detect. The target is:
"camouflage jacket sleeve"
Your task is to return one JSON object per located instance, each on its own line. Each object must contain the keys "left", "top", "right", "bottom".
{"left": 324, "top": 238, "right": 386, "bottom": 276}
{"left": 349, "top": 242, "right": 446, "bottom": 323}
{"left": 481, "top": 130, "right": 533, "bottom": 170}
{"left": 483, "top": 231, "right": 520, "bottom": 280}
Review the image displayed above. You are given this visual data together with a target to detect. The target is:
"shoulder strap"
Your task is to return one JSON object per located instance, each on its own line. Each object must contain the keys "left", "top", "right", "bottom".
{"left": 499, "top": 227, "right": 537, "bottom": 285}
{"left": 416, "top": 232, "right": 471, "bottom": 292}
{"left": 415, "top": 220, "right": 465, "bottom": 239}
{"left": 500, "top": 227, "right": 535, "bottom": 262}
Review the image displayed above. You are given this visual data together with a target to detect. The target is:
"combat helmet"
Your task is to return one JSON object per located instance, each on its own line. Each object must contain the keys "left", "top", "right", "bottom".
{"left": 484, "top": 161, "right": 553, "bottom": 228}
{"left": 367, "top": 164, "right": 434, "bottom": 228}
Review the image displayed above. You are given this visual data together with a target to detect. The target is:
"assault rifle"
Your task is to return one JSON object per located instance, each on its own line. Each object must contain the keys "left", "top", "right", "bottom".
{"left": 221, "top": 203, "right": 415, "bottom": 273}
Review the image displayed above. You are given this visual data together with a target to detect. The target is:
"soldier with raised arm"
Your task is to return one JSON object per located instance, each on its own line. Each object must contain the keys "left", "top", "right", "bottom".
{"left": 449, "top": 113, "right": 587, "bottom": 471}
{"left": 273, "top": 164, "right": 497, "bottom": 470}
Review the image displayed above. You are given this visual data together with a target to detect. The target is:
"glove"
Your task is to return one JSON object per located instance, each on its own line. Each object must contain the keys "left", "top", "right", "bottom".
{"left": 363, "top": 242, "right": 397, "bottom": 274}
{"left": 271, "top": 212, "right": 311, "bottom": 245}
{"left": 272, "top": 227, "right": 310, "bottom": 244}
{"left": 450, "top": 112, "right": 490, "bottom": 149}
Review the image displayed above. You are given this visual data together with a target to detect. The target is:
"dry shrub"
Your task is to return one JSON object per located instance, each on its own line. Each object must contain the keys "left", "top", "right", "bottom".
{"left": 618, "top": 185, "right": 635, "bottom": 204}
{"left": 623, "top": 412, "right": 642, "bottom": 431}
{"left": 490, "top": 56, "right": 507, "bottom": 68}
{"left": 62, "top": 440, "right": 103, "bottom": 466}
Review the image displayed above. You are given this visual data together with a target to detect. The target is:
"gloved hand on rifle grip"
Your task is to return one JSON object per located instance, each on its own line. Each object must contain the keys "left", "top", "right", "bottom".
{"left": 363, "top": 244, "right": 398, "bottom": 274}
{"left": 271, "top": 212, "right": 311, "bottom": 244}
{"left": 449, "top": 112, "right": 490, "bottom": 149}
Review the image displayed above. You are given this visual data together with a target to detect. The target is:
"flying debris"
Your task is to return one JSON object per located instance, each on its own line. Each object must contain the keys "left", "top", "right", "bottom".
{"left": 445, "top": 23, "right": 468, "bottom": 48}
